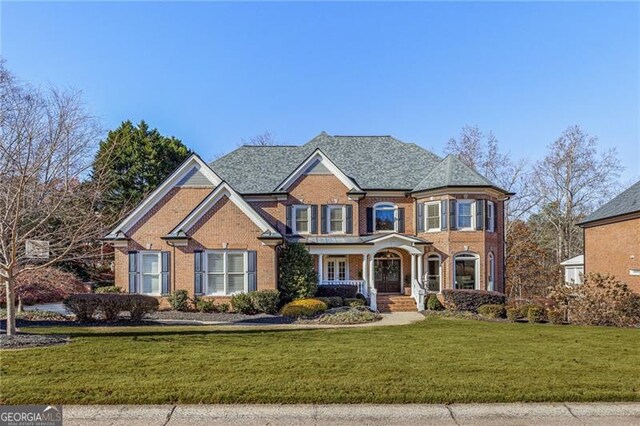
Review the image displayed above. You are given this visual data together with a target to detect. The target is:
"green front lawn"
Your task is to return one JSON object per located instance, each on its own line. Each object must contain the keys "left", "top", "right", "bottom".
{"left": 1, "top": 317, "right": 639, "bottom": 404}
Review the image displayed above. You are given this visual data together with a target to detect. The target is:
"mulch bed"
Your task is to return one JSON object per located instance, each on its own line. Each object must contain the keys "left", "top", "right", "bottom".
{"left": 150, "top": 311, "right": 295, "bottom": 324}
{"left": 0, "top": 334, "right": 70, "bottom": 350}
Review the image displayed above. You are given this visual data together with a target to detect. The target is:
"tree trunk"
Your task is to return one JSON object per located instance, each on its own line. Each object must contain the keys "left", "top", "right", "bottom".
{"left": 4, "top": 275, "right": 17, "bottom": 335}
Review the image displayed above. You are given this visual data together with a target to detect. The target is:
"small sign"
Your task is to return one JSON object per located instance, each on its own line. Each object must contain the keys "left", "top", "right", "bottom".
{"left": 0, "top": 405, "right": 62, "bottom": 426}
{"left": 25, "top": 240, "right": 49, "bottom": 259}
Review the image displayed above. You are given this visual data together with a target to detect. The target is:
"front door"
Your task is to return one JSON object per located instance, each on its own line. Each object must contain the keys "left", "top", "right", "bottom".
{"left": 374, "top": 252, "right": 401, "bottom": 293}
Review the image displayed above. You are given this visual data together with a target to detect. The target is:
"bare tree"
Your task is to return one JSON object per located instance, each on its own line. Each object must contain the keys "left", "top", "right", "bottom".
{"left": 533, "top": 125, "right": 622, "bottom": 265}
{"left": 0, "top": 63, "right": 115, "bottom": 335}
{"left": 241, "top": 131, "right": 278, "bottom": 146}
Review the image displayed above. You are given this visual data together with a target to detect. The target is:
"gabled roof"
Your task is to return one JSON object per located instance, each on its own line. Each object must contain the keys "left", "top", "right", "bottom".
{"left": 165, "top": 182, "right": 280, "bottom": 238}
{"left": 579, "top": 180, "right": 640, "bottom": 225}
{"left": 105, "top": 155, "right": 222, "bottom": 239}
{"left": 412, "top": 154, "right": 505, "bottom": 193}
{"left": 290, "top": 233, "right": 431, "bottom": 246}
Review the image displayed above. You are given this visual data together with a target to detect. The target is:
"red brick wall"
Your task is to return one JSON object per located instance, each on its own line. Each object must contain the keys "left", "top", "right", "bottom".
{"left": 584, "top": 217, "right": 640, "bottom": 293}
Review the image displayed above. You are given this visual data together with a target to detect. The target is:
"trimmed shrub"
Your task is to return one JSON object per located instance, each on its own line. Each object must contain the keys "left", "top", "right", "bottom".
{"left": 281, "top": 298, "right": 327, "bottom": 318}
{"left": 518, "top": 304, "right": 539, "bottom": 318}
{"left": 128, "top": 295, "right": 160, "bottom": 321}
{"left": 315, "top": 285, "right": 358, "bottom": 299}
{"left": 99, "top": 295, "right": 124, "bottom": 321}
{"left": 169, "top": 289, "right": 190, "bottom": 312}
{"left": 278, "top": 243, "right": 318, "bottom": 303}
{"left": 218, "top": 303, "right": 230, "bottom": 313}
{"left": 1, "top": 267, "right": 89, "bottom": 305}
{"left": 64, "top": 294, "right": 100, "bottom": 322}
{"left": 250, "top": 289, "right": 280, "bottom": 314}
{"left": 355, "top": 293, "right": 367, "bottom": 302}
{"left": 344, "top": 298, "right": 365, "bottom": 307}
{"left": 316, "top": 297, "right": 343, "bottom": 308}
{"left": 231, "top": 293, "right": 256, "bottom": 315}
{"left": 527, "top": 306, "right": 547, "bottom": 323}
{"left": 441, "top": 289, "right": 506, "bottom": 312}
{"left": 426, "top": 294, "right": 444, "bottom": 311}
{"left": 548, "top": 308, "right": 565, "bottom": 325}
{"left": 477, "top": 304, "right": 506, "bottom": 319}
{"left": 95, "top": 286, "right": 123, "bottom": 294}
{"left": 64, "top": 294, "right": 158, "bottom": 322}
{"left": 506, "top": 307, "right": 522, "bottom": 322}
{"left": 196, "top": 298, "right": 216, "bottom": 313}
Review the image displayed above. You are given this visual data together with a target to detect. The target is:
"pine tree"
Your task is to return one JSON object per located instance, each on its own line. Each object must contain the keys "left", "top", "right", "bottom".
{"left": 277, "top": 243, "right": 318, "bottom": 302}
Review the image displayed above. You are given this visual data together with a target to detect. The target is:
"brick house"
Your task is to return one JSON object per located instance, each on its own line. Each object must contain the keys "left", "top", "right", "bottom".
{"left": 105, "top": 133, "right": 512, "bottom": 311}
{"left": 578, "top": 180, "right": 640, "bottom": 293}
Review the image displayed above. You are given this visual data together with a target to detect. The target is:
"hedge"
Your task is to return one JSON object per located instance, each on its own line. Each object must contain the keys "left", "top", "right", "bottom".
{"left": 315, "top": 285, "right": 358, "bottom": 299}
{"left": 281, "top": 298, "right": 327, "bottom": 317}
{"left": 441, "top": 289, "right": 506, "bottom": 313}
{"left": 64, "top": 294, "right": 159, "bottom": 322}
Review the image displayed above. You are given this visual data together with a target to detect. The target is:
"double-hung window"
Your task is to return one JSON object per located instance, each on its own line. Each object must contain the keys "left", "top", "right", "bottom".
{"left": 374, "top": 203, "right": 397, "bottom": 232}
{"left": 205, "top": 251, "right": 247, "bottom": 295}
{"left": 141, "top": 251, "right": 162, "bottom": 295}
{"left": 487, "top": 201, "right": 495, "bottom": 232}
{"left": 328, "top": 205, "right": 345, "bottom": 234}
{"left": 426, "top": 202, "right": 441, "bottom": 231}
{"left": 426, "top": 254, "right": 441, "bottom": 292}
{"left": 456, "top": 200, "right": 474, "bottom": 230}
{"left": 487, "top": 253, "right": 495, "bottom": 291}
{"left": 293, "top": 205, "right": 311, "bottom": 234}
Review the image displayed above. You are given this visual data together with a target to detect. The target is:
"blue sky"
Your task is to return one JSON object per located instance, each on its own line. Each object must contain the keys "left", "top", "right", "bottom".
{"left": 2, "top": 1, "right": 639, "bottom": 181}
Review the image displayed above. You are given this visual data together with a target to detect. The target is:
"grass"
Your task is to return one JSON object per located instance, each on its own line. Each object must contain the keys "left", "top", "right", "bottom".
{"left": 1, "top": 317, "right": 639, "bottom": 404}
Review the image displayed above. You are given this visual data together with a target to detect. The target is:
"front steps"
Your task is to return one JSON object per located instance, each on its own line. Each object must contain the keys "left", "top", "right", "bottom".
{"left": 376, "top": 294, "right": 417, "bottom": 312}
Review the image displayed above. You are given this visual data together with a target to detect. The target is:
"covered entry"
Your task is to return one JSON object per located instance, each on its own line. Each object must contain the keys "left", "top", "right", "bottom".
{"left": 374, "top": 250, "right": 402, "bottom": 293}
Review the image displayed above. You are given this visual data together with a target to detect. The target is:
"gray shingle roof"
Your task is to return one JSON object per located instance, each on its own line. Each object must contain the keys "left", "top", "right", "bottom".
{"left": 413, "top": 154, "right": 496, "bottom": 192}
{"left": 210, "top": 132, "right": 503, "bottom": 194}
{"left": 580, "top": 180, "right": 640, "bottom": 224}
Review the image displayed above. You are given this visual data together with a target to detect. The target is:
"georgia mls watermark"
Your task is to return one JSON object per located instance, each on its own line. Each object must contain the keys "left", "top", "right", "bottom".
{"left": 0, "top": 405, "right": 62, "bottom": 426}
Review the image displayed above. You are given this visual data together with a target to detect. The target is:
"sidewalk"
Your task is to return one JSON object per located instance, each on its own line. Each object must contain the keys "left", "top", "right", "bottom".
{"left": 63, "top": 403, "right": 640, "bottom": 425}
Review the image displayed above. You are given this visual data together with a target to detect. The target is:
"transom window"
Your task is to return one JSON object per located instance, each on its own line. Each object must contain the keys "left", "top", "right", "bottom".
{"left": 456, "top": 200, "right": 475, "bottom": 230}
{"left": 328, "top": 205, "right": 345, "bottom": 234}
{"left": 293, "top": 205, "right": 311, "bottom": 234}
{"left": 487, "top": 201, "right": 495, "bottom": 233}
{"left": 374, "top": 202, "right": 397, "bottom": 232}
{"left": 141, "top": 251, "right": 161, "bottom": 295}
{"left": 426, "top": 202, "right": 441, "bottom": 231}
{"left": 454, "top": 253, "right": 479, "bottom": 290}
{"left": 205, "top": 251, "right": 247, "bottom": 295}
{"left": 426, "top": 254, "right": 441, "bottom": 292}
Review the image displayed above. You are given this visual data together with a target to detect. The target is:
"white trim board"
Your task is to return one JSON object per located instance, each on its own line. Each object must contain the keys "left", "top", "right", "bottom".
{"left": 168, "top": 182, "right": 277, "bottom": 236}
{"left": 275, "top": 149, "right": 362, "bottom": 192}
{"left": 106, "top": 155, "right": 222, "bottom": 238}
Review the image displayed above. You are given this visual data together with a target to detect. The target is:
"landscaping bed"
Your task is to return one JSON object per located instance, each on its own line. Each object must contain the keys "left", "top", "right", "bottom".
{"left": 149, "top": 310, "right": 294, "bottom": 324}
{"left": 0, "top": 333, "right": 69, "bottom": 350}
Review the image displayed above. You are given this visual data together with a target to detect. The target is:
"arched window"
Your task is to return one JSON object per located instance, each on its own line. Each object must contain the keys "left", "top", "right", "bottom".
{"left": 373, "top": 202, "right": 397, "bottom": 232}
{"left": 454, "top": 253, "right": 479, "bottom": 290}
{"left": 426, "top": 254, "right": 441, "bottom": 292}
{"left": 487, "top": 253, "right": 495, "bottom": 291}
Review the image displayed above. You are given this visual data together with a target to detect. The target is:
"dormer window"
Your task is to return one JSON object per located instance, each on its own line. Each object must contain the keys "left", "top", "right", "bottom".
{"left": 374, "top": 202, "right": 397, "bottom": 232}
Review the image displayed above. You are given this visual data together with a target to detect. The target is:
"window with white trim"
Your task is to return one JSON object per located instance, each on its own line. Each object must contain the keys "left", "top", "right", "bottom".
{"left": 327, "top": 205, "right": 345, "bottom": 234}
{"left": 324, "top": 256, "right": 348, "bottom": 281}
{"left": 292, "top": 205, "right": 311, "bottom": 234}
{"left": 374, "top": 202, "right": 397, "bottom": 232}
{"left": 454, "top": 253, "right": 479, "bottom": 290}
{"left": 205, "top": 251, "right": 247, "bottom": 295}
{"left": 426, "top": 202, "right": 441, "bottom": 231}
{"left": 487, "top": 253, "right": 495, "bottom": 291}
{"left": 456, "top": 200, "right": 475, "bottom": 230}
{"left": 487, "top": 201, "right": 495, "bottom": 233}
{"left": 141, "top": 251, "right": 162, "bottom": 295}
{"left": 426, "top": 254, "right": 441, "bottom": 292}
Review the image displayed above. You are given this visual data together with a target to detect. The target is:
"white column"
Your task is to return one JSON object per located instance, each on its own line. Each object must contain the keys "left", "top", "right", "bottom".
{"left": 318, "top": 254, "right": 323, "bottom": 283}
{"left": 411, "top": 254, "right": 416, "bottom": 285}
{"left": 417, "top": 253, "right": 424, "bottom": 284}
{"left": 361, "top": 255, "right": 368, "bottom": 284}
{"left": 369, "top": 256, "right": 375, "bottom": 291}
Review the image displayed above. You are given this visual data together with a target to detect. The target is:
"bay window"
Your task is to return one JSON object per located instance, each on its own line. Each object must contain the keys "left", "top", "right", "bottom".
{"left": 426, "top": 202, "right": 441, "bottom": 231}
{"left": 454, "top": 253, "right": 479, "bottom": 290}
{"left": 487, "top": 201, "right": 495, "bottom": 232}
{"left": 456, "top": 200, "right": 474, "bottom": 230}
{"left": 426, "top": 254, "right": 441, "bottom": 292}
{"left": 488, "top": 252, "right": 495, "bottom": 291}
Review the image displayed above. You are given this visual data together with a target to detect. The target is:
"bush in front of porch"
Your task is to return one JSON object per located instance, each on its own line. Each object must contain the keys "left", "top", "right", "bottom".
{"left": 278, "top": 243, "right": 318, "bottom": 303}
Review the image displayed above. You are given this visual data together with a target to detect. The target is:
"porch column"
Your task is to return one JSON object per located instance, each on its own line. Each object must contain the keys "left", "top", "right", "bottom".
{"left": 417, "top": 253, "right": 424, "bottom": 284}
{"left": 318, "top": 254, "right": 323, "bottom": 283}
{"left": 411, "top": 254, "right": 416, "bottom": 284}
{"left": 361, "top": 255, "right": 368, "bottom": 285}
{"left": 368, "top": 256, "right": 375, "bottom": 291}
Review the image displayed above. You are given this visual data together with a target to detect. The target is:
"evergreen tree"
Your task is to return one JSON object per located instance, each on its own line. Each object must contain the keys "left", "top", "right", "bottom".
{"left": 277, "top": 243, "right": 318, "bottom": 302}
{"left": 93, "top": 120, "right": 192, "bottom": 220}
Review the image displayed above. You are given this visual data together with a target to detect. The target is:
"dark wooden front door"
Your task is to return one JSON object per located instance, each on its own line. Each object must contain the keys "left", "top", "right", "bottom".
{"left": 375, "top": 258, "right": 401, "bottom": 293}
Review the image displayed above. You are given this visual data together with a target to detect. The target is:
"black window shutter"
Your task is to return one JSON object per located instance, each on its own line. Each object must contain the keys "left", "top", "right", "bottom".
{"left": 345, "top": 205, "right": 353, "bottom": 234}
{"left": 161, "top": 251, "right": 170, "bottom": 295}
{"left": 397, "top": 207, "right": 405, "bottom": 233}
{"left": 449, "top": 200, "right": 457, "bottom": 230}
{"left": 194, "top": 250, "right": 204, "bottom": 296}
{"left": 493, "top": 202, "right": 498, "bottom": 231}
{"left": 247, "top": 251, "right": 257, "bottom": 292}
{"left": 366, "top": 207, "right": 373, "bottom": 233}
{"left": 475, "top": 199, "right": 484, "bottom": 231}
{"left": 310, "top": 205, "right": 318, "bottom": 234}
{"left": 128, "top": 251, "right": 138, "bottom": 294}
{"left": 285, "top": 205, "right": 292, "bottom": 235}
{"left": 416, "top": 203, "right": 424, "bottom": 233}
{"left": 440, "top": 200, "right": 448, "bottom": 231}
{"left": 320, "top": 205, "right": 328, "bottom": 234}
{"left": 485, "top": 201, "right": 491, "bottom": 230}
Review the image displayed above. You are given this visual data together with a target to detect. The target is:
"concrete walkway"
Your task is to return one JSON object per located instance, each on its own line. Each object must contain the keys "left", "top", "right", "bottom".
{"left": 62, "top": 403, "right": 640, "bottom": 425}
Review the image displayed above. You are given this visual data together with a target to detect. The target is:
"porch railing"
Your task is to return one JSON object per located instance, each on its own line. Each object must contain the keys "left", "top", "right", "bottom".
{"left": 319, "top": 280, "right": 368, "bottom": 297}
{"left": 411, "top": 279, "right": 425, "bottom": 311}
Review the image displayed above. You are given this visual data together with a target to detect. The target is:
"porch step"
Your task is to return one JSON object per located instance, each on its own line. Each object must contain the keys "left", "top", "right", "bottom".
{"left": 376, "top": 294, "right": 417, "bottom": 312}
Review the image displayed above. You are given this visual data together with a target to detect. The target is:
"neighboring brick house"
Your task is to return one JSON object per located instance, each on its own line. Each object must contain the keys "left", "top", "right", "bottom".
{"left": 578, "top": 180, "right": 640, "bottom": 293}
{"left": 105, "top": 132, "right": 512, "bottom": 311}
